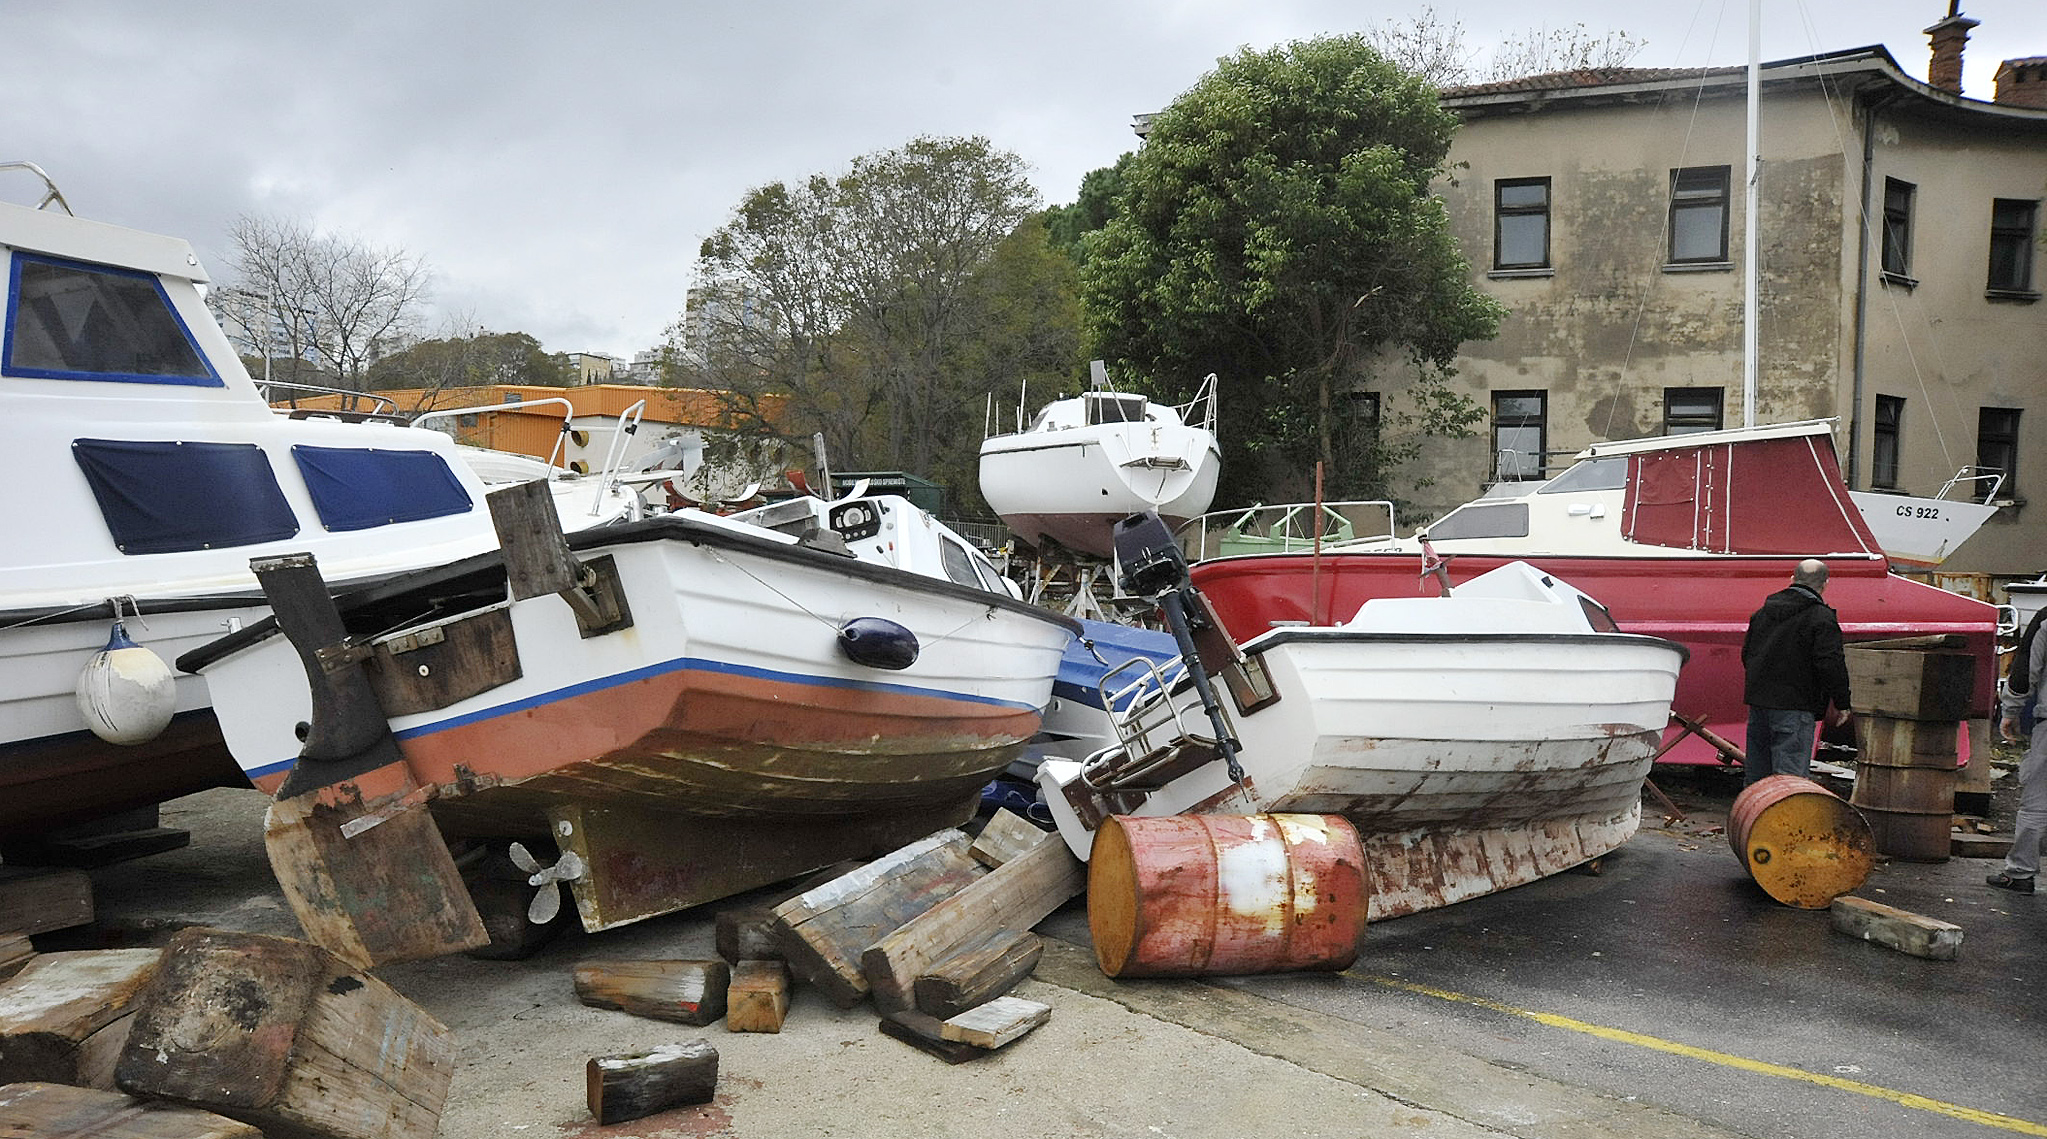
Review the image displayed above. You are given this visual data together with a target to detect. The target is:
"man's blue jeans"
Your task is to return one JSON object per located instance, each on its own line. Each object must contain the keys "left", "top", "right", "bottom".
{"left": 1745, "top": 706, "right": 1817, "bottom": 787}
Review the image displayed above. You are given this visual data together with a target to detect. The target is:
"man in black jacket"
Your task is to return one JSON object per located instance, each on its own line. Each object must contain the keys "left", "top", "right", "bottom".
{"left": 1741, "top": 559, "right": 1854, "bottom": 787}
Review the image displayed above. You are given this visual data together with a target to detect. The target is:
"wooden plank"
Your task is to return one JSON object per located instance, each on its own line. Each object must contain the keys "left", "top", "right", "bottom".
{"left": 1845, "top": 645, "right": 1975, "bottom": 721}
{"left": 770, "top": 830, "right": 986, "bottom": 1008}
{"left": 725, "top": 961, "right": 790, "bottom": 1034}
{"left": 861, "top": 829, "right": 1082, "bottom": 1013}
{"left": 0, "top": 949, "right": 162, "bottom": 1088}
{"left": 585, "top": 1041, "right": 718, "bottom": 1125}
{"left": 0, "top": 1081, "right": 261, "bottom": 1138}
{"left": 1952, "top": 833, "right": 2013, "bottom": 859}
{"left": 938, "top": 995, "right": 1051, "bottom": 1049}
{"left": 712, "top": 859, "right": 867, "bottom": 964}
{"left": 115, "top": 928, "right": 455, "bottom": 1139}
{"left": 0, "top": 935, "right": 31, "bottom": 984}
{"left": 0, "top": 869, "right": 92, "bottom": 937}
{"left": 914, "top": 930, "right": 1043, "bottom": 1020}
{"left": 573, "top": 960, "right": 729, "bottom": 1026}
{"left": 969, "top": 810, "right": 1047, "bottom": 868}
{"left": 877, "top": 1011, "right": 983, "bottom": 1064}
{"left": 1830, "top": 896, "right": 1964, "bottom": 961}
{"left": 488, "top": 479, "right": 582, "bottom": 602}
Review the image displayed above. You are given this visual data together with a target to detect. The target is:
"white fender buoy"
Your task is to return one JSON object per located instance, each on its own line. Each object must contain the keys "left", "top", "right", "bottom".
{"left": 74, "top": 621, "right": 177, "bottom": 745}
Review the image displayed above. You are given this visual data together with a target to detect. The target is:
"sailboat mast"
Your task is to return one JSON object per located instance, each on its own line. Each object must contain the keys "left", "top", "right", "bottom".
{"left": 1742, "top": 0, "right": 1761, "bottom": 427}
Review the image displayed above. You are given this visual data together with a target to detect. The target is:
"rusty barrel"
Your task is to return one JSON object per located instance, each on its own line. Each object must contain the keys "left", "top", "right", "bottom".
{"left": 1728, "top": 775, "right": 1874, "bottom": 908}
{"left": 1848, "top": 713, "right": 1958, "bottom": 862}
{"left": 1087, "top": 813, "right": 1369, "bottom": 978}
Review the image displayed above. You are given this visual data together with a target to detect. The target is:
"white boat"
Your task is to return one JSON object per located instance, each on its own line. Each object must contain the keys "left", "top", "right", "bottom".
{"left": 978, "top": 364, "right": 1219, "bottom": 558}
{"left": 182, "top": 486, "right": 1080, "bottom": 953}
{"left": 1847, "top": 467, "right": 2004, "bottom": 572}
{"left": 1039, "top": 516, "right": 1687, "bottom": 921}
{"left": 0, "top": 165, "right": 631, "bottom": 836}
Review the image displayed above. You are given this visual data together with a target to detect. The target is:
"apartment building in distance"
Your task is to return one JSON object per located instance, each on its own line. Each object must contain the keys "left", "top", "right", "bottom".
{"left": 1412, "top": 17, "right": 2047, "bottom": 574}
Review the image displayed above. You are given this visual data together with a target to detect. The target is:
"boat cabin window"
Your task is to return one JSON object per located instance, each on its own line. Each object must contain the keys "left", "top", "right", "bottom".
{"left": 1537, "top": 457, "right": 1628, "bottom": 495}
{"left": 291, "top": 446, "right": 475, "bottom": 531}
{"left": 73, "top": 438, "right": 298, "bottom": 554}
{"left": 1085, "top": 393, "right": 1149, "bottom": 425}
{"left": 1578, "top": 596, "right": 1620, "bottom": 633}
{"left": 938, "top": 537, "right": 988, "bottom": 589}
{"left": 4, "top": 254, "right": 222, "bottom": 387}
{"left": 1424, "top": 502, "right": 1529, "bottom": 540}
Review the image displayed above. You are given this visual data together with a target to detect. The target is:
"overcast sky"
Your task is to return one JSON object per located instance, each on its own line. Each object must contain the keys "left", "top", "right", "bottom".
{"left": 6, "top": 1, "right": 2044, "bottom": 361}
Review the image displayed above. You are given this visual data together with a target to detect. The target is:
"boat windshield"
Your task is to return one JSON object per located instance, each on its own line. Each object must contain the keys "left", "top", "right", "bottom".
{"left": 1424, "top": 501, "right": 1530, "bottom": 540}
{"left": 1538, "top": 457, "right": 1629, "bottom": 494}
{"left": 1085, "top": 393, "right": 1149, "bottom": 425}
{"left": 4, "top": 253, "right": 221, "bottom": 387}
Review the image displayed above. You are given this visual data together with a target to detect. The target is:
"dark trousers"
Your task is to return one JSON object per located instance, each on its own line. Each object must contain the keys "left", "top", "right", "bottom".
{"left": 1744, "top": 706, "right": 1817, "bottom": 787}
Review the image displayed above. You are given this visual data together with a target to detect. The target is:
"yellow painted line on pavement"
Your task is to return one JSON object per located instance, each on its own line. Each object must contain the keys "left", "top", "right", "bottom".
{"left": 1360, "top": 974, "right": 2047, "bottom": 1136}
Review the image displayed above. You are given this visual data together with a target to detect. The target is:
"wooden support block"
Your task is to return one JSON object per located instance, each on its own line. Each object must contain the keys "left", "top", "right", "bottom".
{"left": 914, "top": 931, "right": 1043, "bottom": 1020}
{"left": 0, "top": 949, "right": 162, "bottom": 1088}
{"left": 714, "top": 861, "right": 865, "bottom": 963}
{"left": 1845, "top": 645, "right": 1974, "bottom": 721}
{"left": 771, "top": 830, "right": 986, "bottom": 1008}
{"left": 969, "top": 809, "right": 1047, "bottom": 868}
{"left": 573, "top": 960, "right": 729, "bottom": 1026}
{"left": 0, "top": 869, "right": 92, "bottom": 937}
{"left": 1830, "top": 896, "right": 1963, "bottom": 961}
{"left": 0, "top": 935, "right": 31, "bottom": 984}
{"left": 115, "top": 927, "right": 455, "bottom": 1139}
{"left": 877, "top": 1011, "right": 983, "bottom": 1064}
{"left": 586, "top": 1041, "right": 717, "bottom": 1125}
{"left": 0, "top": 1081, "right": 261, "bottom": 1138}
{"left": 1951, "top": 833, "right": 2015, "bottom": 860}
{"left": 725, "top": 961, "right": 790, "bottom": 1034}
{"left": 862, "top": 827, "right": 1082, "bottom": 1013}
{"left": 938, "top": 995, "right": 1051, "bottom": 1050}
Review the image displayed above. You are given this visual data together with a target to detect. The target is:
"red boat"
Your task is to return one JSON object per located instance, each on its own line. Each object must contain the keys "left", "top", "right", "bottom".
{"left": 1183, "top": 421, "right": 1997, "bottom": 765}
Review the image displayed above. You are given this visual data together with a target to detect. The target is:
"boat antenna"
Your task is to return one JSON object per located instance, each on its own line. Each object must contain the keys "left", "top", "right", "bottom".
{"left": 811, "top": 431, "right": 833, "bottom": 501}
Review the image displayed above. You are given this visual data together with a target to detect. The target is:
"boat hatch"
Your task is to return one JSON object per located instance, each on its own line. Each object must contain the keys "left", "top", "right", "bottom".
{"left": 4, "top": 253, "right": 222, "bottom": 387}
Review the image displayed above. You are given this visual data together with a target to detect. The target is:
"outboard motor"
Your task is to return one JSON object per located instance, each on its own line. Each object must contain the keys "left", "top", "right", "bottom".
{"left": 1111, "top": 512, "right": 1244, "bottom": 782}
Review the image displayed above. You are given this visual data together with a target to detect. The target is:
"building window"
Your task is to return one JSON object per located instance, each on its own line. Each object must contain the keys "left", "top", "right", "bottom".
{"left": 1669, "top": 166, "right": 1731, "bottom": 264}
{"left": 1494, "top": 178, "right": 1551, "bottom": 270}
{"left": 1988, "top": 199, "right": 2038, "bottom": 295}
{"left": 1872, "top": 395, "right": 1904, "bottom": 489}
{"left": 1663, "top": 387, "right": 1724, "bottom": 435}
{"left": 1345, "top": 391, "right": 1381, "bottom": 433}
{"left": 1881, "top": 179, "right": 1914, "bottom": 280}
{"left": 1976, "top": 407, "right": 2020, "bottom": 500}
{"left": 1492, "top": 391, "right": 1547, "bottom": 481}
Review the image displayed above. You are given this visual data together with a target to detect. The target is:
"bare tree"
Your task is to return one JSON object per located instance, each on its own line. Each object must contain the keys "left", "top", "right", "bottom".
{"left": 1364, "top": 7, "right": 1644, "bottom": 86}
{"left": 226, "top": 215, "right": 431, "bottom": 391}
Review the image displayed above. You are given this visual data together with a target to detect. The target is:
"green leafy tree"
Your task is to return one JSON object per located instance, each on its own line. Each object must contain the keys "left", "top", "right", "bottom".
{"left": 1080, "top": 35, "right": 1504, "bottom": 505}
{"left": 1043, "top": 153, "right": 1133, "bottom": 263}
{"left": 366, "top": 329, "right": 571, "bottom": 400}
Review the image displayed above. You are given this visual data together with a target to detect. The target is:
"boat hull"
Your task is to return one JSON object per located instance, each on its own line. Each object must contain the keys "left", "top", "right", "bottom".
{"left": 979, "top": 425, "right": 1219, "bottom": 557}
{"left": 1187, "top": 552, "right": 1995, "bottom": 766}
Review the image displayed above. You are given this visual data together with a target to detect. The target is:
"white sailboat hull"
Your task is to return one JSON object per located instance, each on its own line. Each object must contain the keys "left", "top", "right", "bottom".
{"left": 979, "top": 422, "right": 1219, "bottom": 557}
{"left": 1847, "top": 490, "right": 2000, "bottom": 570}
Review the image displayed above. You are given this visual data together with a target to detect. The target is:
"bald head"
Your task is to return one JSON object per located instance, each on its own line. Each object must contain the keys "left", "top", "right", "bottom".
{"left": 1792, "top": 559, "right": 1829, "bottom": 593}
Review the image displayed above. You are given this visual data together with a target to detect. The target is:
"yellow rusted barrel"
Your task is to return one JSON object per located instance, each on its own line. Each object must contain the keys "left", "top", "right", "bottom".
{"left": 1728, "top": 775, "right": 1875, "bottom": 908}
{"left": 1088, "top": 813, "right": 1368, "bottom": 978}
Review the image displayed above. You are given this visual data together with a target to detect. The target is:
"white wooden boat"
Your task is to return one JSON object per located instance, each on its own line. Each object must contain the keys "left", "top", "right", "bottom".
{"left": 182, "top": 486, "right": 1079, "bottom": 950}
{"left": 1847, "top": 466, "right": 2004, "bottom": 571}
{"left": 1039, "top": 517, "right": 1686, "bottom": 921}
{"left": 979, "top": 366, "right": 1218, "bottom": 557}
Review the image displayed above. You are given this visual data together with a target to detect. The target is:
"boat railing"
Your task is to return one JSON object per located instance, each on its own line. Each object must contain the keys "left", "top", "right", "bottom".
{"left": 0, "top": 161, "right": 73, "bottom": 214}
{"left": 1174, "top": 500, "right": 1398, "bottom": 562}
{"left": 260, "top": 380, "right": 401, "bottom": 420}
{"left": 1934, "top": 466, "right": 2005, "bottom": 503}
{"left": 414, "top": 397, "right": 647, "bottom": 519}
{"left": 1095, "top": 655, "right": 1212, "bottom": 757}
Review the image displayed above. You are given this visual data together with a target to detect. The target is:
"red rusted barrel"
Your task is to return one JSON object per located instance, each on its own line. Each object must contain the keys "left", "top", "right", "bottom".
{"left": 1087, "top": 813, "right": 1369, "bottom": 978}
{"left": 1849, "top": 713, "right": 1957, "bottom": 862}
{"left": 1728, "top": 775, "right": 1875, "bottom": 908}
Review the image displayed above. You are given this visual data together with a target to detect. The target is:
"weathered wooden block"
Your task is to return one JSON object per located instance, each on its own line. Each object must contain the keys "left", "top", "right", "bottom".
{"left": 714, "top": 907, "right": 782, "bottom": 965}
{"left": 1854, "top": 714, "right": 1960, "bottom": 768}
{"left": 915, "top": 930, "right": 1043, "bottom": 1019}
{"left": 862, "top": 826, "right": 1081, "bottom": 1013}
{"left": 0, "top": 869, "right": 92, "bottom": 937}
{"left": 1951, "top": 832, "right": 2015, "bottom": 859}
{"left": 1846, "top": 645, "right": 1975, "bottom": 721}
{"left": 771, "top": 830, "right": 986, "bottom": 1008}
{"left": 115, "top": 927, "right": 454, "bottom": 1139}
{"left": 969, "top": 809, "right": 1048, "bottom": 869}
{"left": 725, "top": 961, "right": 790, "bottom": 1034}
{"left": 939, "top": 995, "right": 1051, "bottom": 1050}
{"left": 1830, "top": 895, "right": 1963, "bottom": 961}
{"left": 0, "top": 1081, "right": 261, "bottom": 1138}
{"left": 0, "top": 949, "right": 162, "bottom": 1088}
{"left": 574, "top": 959, "right": 730, "bottom": 1026}
{"left": 586, "top": 1041, "right": 717, "bottom": 1125}
{"left": 877, "top": 1011, "right": 983, "bottom": 1064}
{"left": 0, "top": 934, "right": 32, "bottom": 983}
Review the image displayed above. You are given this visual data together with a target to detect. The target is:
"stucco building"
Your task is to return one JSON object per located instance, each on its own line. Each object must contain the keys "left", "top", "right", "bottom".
{"left": 1412, "top": 25, "right": 2047, "bottom": 575}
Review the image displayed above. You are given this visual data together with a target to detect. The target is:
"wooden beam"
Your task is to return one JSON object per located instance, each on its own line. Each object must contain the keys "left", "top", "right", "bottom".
{"left": 0, "top": 1082, "right": 260, "bottom": 1138}
{"left": 586, "top": 1041, "right": 718, "bottom": 1125}
{"left": 771, "top": 830, "right": 985, "bottom": 1008}
{"left": 968, "top": 810, "right": 1046, "bottom": 868}
{"left": 876, "top": 1011, "right": 983, "bottom": 1064}
{"left": 0, "top": 934, "right": 33, "bottom": 983}
{"left": 0, "top": 868, "right": 92, "bottom": 937}
{"left": 861, "top": 829, "right": 1081, "bottom": 1013}
{"left": 938, "top": 996, "right": 1051, "bottom": 1050}
{"left": 914, "top": 930, "right": 1042, "bottom": 1020}
{"left": 724, "top": 961, "right": 790, "bottom": 1034}
{"left": 573, "top": 960, "right": 730, "bottom": 1026}
{"left": 0, "top": 949, "right": 162, "bottom": 1088}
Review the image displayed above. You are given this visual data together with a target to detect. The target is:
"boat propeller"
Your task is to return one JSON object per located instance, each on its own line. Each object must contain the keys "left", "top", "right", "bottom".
{"left": 507, "top": 842, "right": 586, "bottom": 925}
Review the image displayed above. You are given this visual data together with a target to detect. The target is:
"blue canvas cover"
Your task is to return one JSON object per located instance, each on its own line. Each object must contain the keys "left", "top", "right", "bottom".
{"left": 1058, "top": 617, "right": 1182, "bottom": 710}
{"left": 291, "top": 445, "right": 473, "bottom": 531}
{"left": 72, "top": 439, "right": 299, "bottom": 554}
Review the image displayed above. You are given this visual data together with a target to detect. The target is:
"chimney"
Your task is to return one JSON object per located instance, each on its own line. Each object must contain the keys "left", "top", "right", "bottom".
{"left": 1996, "top": 57, "right": 2047, "bottom": 109}
{"left": 1924, "top": 4, "right": 1980, "bottom": 94}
